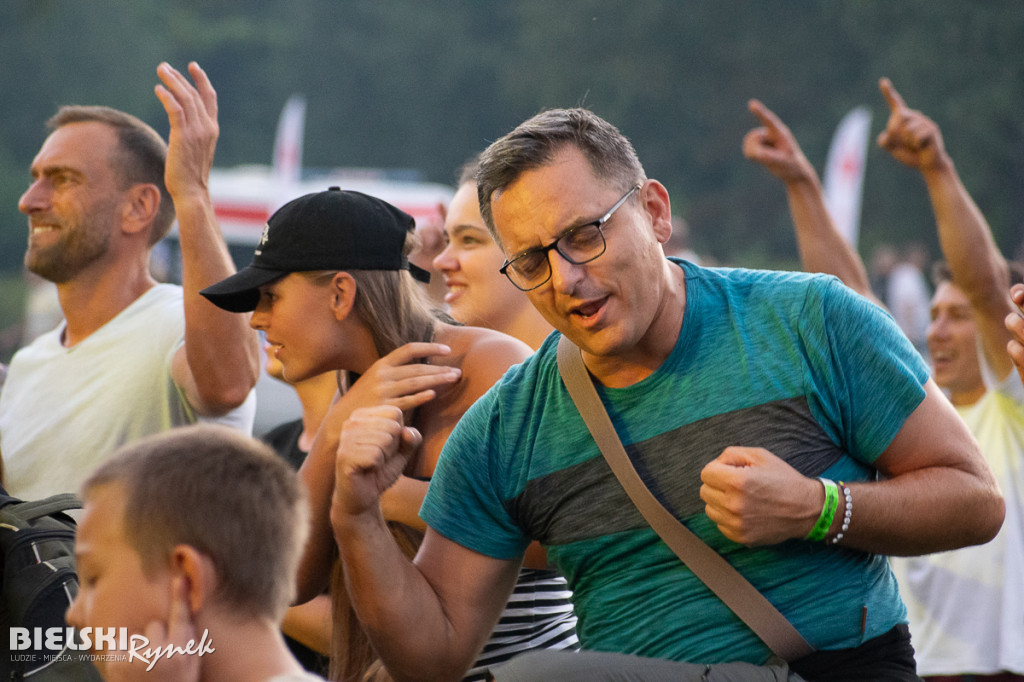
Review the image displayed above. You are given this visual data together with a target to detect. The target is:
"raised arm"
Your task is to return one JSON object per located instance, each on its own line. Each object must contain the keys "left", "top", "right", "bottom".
{"left": 294, "top": 343, "right": 462, "bottom": 602}
{"left": 155, "top": 62, "right": 259, "bottom": 415}
{"left": 1005, "top": 284, "right": 1024, "bottom": 388}
{"left": 331, "top": 405, "right": 521, "bottom": 682}
{"left": 743, "top": 99, "right": 878, "bottom": 303}
{"left": 878, "top": 77, "right": 1014, "bottom": 380}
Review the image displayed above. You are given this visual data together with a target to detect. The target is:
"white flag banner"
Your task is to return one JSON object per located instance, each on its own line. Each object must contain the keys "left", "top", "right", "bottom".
{"left": 271, "top": 94, "right": 307, "bottom": 210}
{"left": 822, "top": 106, "right": 872, "bottom": 247}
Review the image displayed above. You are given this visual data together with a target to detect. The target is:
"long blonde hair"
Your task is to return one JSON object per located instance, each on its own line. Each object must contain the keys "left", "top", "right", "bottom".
{"left": 319, "top": 232, "right": 445, "bottom": 681}
{"left": 301, "top": 230, "right": 441, "bottom": 360}
{"left": 329, "top": 524, "right": 423, "bottom": 682}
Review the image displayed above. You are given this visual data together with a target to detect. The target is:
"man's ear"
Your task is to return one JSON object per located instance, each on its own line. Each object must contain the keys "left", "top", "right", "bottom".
{"left": 640, "top": 180, "right": 674, "bottom": 245}
{"left": 121, "top": 183, "right": 161, "bottom": 237}
{"left": 329, "top": 271, "right": 358, "bottom": 322}
{"left": 169, "top": 545, "right": 217, "bottom": 614}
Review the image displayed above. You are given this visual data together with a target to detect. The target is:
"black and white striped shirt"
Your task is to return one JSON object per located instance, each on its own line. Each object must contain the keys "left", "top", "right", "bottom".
{"left": 464, "top": 568, "right": 579, "bottom": 681}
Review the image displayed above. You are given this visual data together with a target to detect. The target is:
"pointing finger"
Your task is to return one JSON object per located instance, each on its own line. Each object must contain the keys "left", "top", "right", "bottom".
{"left": 747, "top": 99, "right": 780, "bottom": 131}
{"left": 879, "top": 77, "right": 907, "bottom": 113}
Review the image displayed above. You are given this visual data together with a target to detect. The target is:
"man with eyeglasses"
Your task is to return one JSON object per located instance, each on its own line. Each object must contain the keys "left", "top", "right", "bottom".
{"left": 327, "top": 108, "right": 1003, "bottom": 681}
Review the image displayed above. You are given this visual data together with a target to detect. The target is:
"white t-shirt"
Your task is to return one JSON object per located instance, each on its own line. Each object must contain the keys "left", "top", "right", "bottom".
{"left": 0, "top": 284, "right": 255, "bottom": 500}
{"left": 891, "top": 351, "right": 1024, "bottom": 675}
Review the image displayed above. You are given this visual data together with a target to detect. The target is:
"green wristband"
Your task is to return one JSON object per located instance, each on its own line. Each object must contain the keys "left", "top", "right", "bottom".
{"left": 806, "top": 477, "right": 839, "bottom": 542}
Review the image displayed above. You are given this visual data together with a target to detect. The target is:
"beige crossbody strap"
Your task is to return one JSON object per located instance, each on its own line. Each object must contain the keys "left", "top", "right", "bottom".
{"left": 556, "top": 335, "right": 814, "bottom": 662}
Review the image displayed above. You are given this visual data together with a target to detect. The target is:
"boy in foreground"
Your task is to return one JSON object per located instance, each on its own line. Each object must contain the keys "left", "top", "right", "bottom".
{"left": 67, "top": 424, "right": 322, "bottom": 682}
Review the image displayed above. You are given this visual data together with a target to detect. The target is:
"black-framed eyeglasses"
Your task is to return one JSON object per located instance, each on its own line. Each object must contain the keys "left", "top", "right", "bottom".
{"left": 499, "top": 184, "right": 641, "bottom": 292}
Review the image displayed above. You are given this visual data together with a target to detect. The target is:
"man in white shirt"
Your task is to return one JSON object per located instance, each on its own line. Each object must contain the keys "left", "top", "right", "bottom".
{"left": 744, "top": 79, "right": 1023, "bottom": 680}
{"left": 0, "top": 62, "right": 258, "bottom": 500}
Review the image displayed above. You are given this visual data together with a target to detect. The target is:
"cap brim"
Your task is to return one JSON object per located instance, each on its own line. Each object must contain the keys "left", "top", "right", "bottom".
{"left": 200, "top": 266, "right": 285, "bottom": 313}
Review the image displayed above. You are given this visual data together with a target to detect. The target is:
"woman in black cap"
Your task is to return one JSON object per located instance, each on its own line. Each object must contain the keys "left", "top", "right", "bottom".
{"left": 202, "top": 188, "right": 577, "bottom": 681}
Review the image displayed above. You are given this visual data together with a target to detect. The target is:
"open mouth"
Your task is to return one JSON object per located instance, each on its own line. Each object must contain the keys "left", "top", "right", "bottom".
{"left": 443, "top": 283, "right": 467, "bottom": 304}
{"left": 571, "top": 296, "right": 607, "bottom": 321}
{"left": 30, "top": 224, "right": 60, "bottom": 239}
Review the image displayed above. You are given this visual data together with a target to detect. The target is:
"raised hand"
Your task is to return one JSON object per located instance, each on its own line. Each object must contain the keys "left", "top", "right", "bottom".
{"left": 321, "top": 342, "right": 461, "bottom": 440}
{"left": 331, "top": 405, "right": 423, "bottom": 520}
{"left": 700, "top": 446, "right": 822, "bottom": 546}
{"left": 876, "top": 77, "right": 948, "bottom": 171}
{"left": 411, "top": 202, "right": 449, "bottom": 265}
{"left": 742, "top": 99, "right": 818, "bottom": 184}
{"left": 1006, "top": 284, "right": 1024, "bottom": 384}
{"left": 154, "top": 62, "right": 219, "bottom": 201}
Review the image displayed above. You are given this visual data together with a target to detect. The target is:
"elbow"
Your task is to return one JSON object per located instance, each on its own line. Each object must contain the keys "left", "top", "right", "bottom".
{"left": 972, "top": 487, "right": 1006, "bottom": 546}
{"left": 195, "top": 358, "right": 259, "bottom": 414}
{"left": 217, "top": 381, "right": 257, "bottom": 411}
{"left": 951, "top": 482, "right": 1005, "bottom": 549}
{"left": 196, "top": 383, "right": 255, "bottom": 417}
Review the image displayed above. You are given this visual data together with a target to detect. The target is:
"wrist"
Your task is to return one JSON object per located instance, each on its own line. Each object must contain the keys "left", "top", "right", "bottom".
{"left": 827, "top": 481, "right": 853, "bottom": 545}
{"left": 919, "top": 151, "right": 956, "bottom": 181}
{"left": 166, "top": 187, "right": 213, "bottom": 215}
{"left": 806, "top": 478, "right": 839, "bottom": 542}
{"left": 330, "top": 493, "right": 386, "bottom": 541}
{"left": 783, "top": 174, "right": 820, "bottom": 195}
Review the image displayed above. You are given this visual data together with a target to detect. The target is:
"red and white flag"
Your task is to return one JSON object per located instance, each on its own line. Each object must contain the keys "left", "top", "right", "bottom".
{"left": 271, "top": 94, "right": 307, "bottom": 210}
{"left": 822, "top": 106, "right": 871, "bottom": 247}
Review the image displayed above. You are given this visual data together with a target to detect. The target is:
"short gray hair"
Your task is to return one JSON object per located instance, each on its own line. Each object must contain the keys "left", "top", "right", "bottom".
{"left": 476, "top": 108, "right": 646, "bottom": 241}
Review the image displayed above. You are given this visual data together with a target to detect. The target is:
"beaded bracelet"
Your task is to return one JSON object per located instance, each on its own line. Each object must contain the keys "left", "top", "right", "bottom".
{"left": 806, "top": 477, "right": 839, "bottom": 542}
{"left": 829, "top": 481, "right": 853, "bottom": 545}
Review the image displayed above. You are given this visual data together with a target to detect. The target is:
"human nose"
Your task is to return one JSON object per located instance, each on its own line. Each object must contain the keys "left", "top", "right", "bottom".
{"left": 927, "top": 313, "right": 949, "bottom": 343}
{"left": 18, "top": 178, "right": 49, "bottom": 215}
{"left": 432, "top": 242, "right": 458, "bottom": 273}
{"left": 546, "top": 247, "right": 584, "bottom": 293}
{"left": 248, "top": 306, "right": 269, "bottom": 331}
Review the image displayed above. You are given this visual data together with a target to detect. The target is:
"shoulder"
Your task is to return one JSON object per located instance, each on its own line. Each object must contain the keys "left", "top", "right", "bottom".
{"left": 8, "top": 326, "right": 63, "bottom": 360}
{"left": 438, "top": 323, "right": 533, "bottom": 388}
{"left": 141, "top": 282, "right": 184, "bottom": 305}
{"left": 682, "top": 261, "right": 828, "bottom": 295}
{"left": 687, "top": 263, "right": 852, "bottom": 318}
{"left": 126, "top": 284, "right": 185, "bottom": 326}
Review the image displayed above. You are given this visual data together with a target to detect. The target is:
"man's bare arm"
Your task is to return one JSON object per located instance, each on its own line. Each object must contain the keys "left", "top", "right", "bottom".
{"left": 156, "top": 61, "right": 259, "bottom": 415}
{"left": 838, "top": 379, "right": 1003, "bottom": 555}
{"left": 743, "top": 99, "right": 878, "bottom": 304}
{"left": 878, "top": 77, "right": 1014, "bottom": 380}
{"left": 331, "top": 405, "right": 520, "bottom": 682}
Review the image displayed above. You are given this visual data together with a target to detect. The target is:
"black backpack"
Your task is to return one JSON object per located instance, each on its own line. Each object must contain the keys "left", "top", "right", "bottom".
{"left": 0, "top": 487, "right": 101, "bottom": 681}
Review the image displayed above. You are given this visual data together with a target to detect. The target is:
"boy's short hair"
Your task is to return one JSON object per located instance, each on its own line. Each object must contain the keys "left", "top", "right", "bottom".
{"left": 82, "top": 424, "right": 308, "bottom": 620}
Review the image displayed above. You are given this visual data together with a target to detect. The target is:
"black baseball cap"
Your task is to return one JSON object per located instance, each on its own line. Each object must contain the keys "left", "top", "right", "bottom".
{"left": 201, "top": 187, "right": 429, "bottom": 313}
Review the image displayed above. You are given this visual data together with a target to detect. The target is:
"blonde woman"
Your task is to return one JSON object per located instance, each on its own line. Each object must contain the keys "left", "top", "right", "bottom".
{"left": 202, "top": 188, "right": 577, "bottom": 681}
{"left": 433, "top": 158, "right": 553, "bottom": 351}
